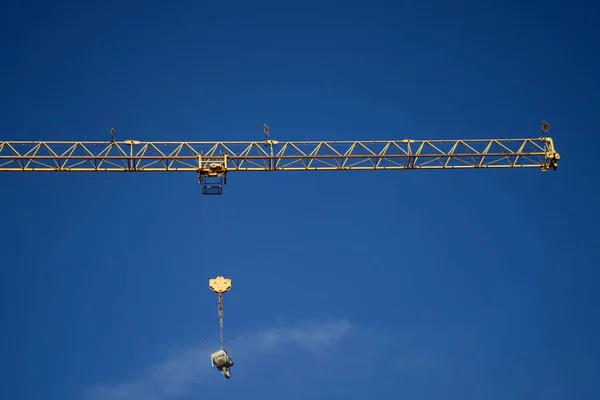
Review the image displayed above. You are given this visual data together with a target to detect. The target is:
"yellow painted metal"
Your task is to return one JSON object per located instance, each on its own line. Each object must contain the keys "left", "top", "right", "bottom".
{"left": 209, "top": 276, "right": 231, "bottom": 294}
{"left": 0, "top": 138, "right": 560, "bottom": 172}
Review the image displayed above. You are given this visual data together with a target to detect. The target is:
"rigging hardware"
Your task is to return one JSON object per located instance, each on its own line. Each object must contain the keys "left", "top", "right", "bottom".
{"left": 204, "top": 276, "right": 233, "bottom": 379}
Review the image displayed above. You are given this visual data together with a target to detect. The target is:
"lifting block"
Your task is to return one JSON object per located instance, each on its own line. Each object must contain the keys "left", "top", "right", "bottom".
{"left": 209, "top": 276, "right": 231, "bottom": 294}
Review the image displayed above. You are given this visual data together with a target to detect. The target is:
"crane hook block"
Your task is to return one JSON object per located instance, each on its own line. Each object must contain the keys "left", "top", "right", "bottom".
{"left": 209, "top": 276, "right": 231, "bottom": 294}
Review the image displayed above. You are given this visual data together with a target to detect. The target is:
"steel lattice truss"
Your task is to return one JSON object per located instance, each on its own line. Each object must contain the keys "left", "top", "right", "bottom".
{"left": 0, "top": 138, "right": 560, "bottom": 172}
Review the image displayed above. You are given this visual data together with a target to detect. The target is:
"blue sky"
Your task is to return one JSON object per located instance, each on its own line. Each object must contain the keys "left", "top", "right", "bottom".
{"left": 1, "top": 0, "right": 599, "bottom": 399}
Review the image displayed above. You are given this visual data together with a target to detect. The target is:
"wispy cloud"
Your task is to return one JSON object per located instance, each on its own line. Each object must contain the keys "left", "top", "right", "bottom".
{"left": 244, "top": 318, "right": 352, "bottom": 352}
{"left": 85, "top": 318, "right": 353, "bottom": 400}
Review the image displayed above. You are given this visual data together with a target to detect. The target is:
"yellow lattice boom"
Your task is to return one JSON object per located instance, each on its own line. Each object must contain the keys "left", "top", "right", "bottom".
{"left": 0, "top": 137, "right": 559, "bottom": 172}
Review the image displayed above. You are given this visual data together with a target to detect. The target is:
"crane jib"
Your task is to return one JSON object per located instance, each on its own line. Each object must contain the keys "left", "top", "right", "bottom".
{"left": 0, "top": 137, "right": 560, "bottom": 195}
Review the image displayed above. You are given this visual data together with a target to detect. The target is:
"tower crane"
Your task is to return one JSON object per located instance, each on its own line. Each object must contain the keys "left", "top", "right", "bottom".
{"left": 0, "top": 122, "right": 559, "bottom": 194}
{"left": 0, "top": 121, "right": 561, "bottom": 379}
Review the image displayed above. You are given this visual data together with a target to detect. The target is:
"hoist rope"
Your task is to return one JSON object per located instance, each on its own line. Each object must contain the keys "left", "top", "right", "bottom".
{"left": 202, "top": 187, "right": 231, "bottom": 350}
{"left": 220, "top": 186, "right": 231, "bottom": 348}
{"left": 202, "top": 194, "right": 210, "bottom": 278}
{"left": 224, "top": 188, "right": 230, "bottom": 277}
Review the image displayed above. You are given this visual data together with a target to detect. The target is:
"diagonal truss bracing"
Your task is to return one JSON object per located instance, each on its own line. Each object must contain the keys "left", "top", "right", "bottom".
{"left": 0, "top": 138, "right": 560, "bottom": 172}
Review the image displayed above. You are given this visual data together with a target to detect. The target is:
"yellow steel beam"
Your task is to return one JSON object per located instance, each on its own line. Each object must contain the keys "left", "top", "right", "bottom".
{"left": 0, "top": 138, "right": 560, "bottom": 172}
